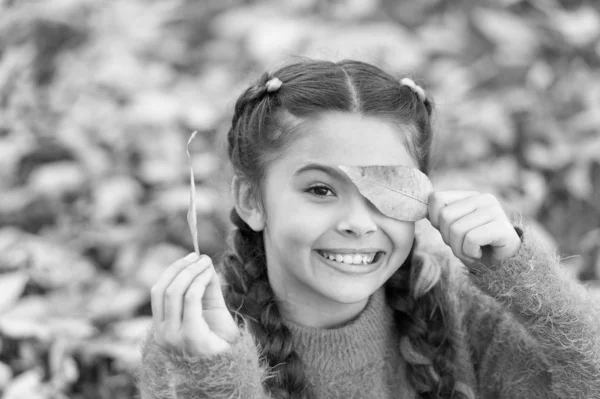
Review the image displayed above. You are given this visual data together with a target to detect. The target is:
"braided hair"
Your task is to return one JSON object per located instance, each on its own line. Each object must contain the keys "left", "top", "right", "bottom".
{"left": 220, "top": 59, "right": 475, "bottom": 398}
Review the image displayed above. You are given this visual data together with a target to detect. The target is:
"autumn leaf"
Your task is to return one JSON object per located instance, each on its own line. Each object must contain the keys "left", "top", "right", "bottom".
{"left": 338, "top": 165, "right": 433, "bottom": 222}
{"left": 0, "top": 271, "right": 29, "bottom": 313}
{"left": 186, "top": 131, "right": 200, "bottom": 256}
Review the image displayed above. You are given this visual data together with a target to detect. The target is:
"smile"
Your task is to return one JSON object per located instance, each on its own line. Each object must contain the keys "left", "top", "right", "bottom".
{"left": 314, "top": 249, "right": 385, "bottom": 275}
{"left": 316, "top": 250, "right": 383, "bottom": 265}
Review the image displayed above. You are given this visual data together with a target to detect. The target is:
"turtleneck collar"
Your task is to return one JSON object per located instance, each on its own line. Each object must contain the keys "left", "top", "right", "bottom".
{"left": 282, "top": 287, "right": 397, "bottom": 373}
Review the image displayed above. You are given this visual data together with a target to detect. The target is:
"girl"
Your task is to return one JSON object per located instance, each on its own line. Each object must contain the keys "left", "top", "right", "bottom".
{"left": 136, "top": 59, "right": 600, "bottom": 398}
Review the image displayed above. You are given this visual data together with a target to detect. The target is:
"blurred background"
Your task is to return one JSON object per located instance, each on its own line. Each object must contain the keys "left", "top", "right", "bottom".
{"left": 1, "top": 0, "right": 600, "bottom": 397}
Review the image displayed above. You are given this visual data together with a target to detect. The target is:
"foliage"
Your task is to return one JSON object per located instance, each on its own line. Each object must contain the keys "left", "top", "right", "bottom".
{"left": 1, "top": 0, "right": 600, "bottom": 397}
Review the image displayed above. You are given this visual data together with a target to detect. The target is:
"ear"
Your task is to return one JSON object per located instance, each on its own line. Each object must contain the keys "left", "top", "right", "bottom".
{"left": 231, "top": 175, "right": 266, "bottom": 232}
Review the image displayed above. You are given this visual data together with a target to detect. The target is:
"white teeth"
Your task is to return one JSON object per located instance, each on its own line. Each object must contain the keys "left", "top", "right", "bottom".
{"left": 320, "top": 251, "right": 379, "bottom": 265}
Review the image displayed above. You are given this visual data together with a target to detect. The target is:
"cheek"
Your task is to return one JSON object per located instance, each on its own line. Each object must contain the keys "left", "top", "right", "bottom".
{"left": 383, "top": 219, "right": 415, "bottom": 251}
{"left": 269, "top": 211, "right": 330, "bottom": 254}
{"left": 264, "top": 192, "right": 333, "bottom": 248}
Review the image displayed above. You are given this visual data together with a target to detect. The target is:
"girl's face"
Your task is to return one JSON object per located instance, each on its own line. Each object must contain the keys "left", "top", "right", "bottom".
{"left": 257, "top": 112, "right": 417, "bottom": 324}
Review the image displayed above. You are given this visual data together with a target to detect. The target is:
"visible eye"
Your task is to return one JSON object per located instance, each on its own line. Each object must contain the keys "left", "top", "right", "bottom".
{"left": 306, "top": 184, "right": 335, "bottom": 198}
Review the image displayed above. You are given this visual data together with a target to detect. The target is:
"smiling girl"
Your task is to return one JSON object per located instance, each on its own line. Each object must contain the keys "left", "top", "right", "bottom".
{"left": 137, "top": 59, "right": 600, "bottom": 398}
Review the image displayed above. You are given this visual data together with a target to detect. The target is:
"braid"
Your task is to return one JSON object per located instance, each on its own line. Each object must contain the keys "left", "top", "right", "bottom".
{"left": 221, "top": 209, "right": 313, "bottom": 398}
{"left": 386, "top": 240, "right": 474, "bottom": 399}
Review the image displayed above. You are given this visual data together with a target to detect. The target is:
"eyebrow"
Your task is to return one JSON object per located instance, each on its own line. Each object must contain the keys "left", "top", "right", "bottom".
{"left": 293, "top": 163, "right": 349, "bottom": 182}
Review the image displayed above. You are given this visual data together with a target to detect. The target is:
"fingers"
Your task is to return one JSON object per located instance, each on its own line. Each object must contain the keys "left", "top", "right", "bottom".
{"left": 447, "top": 210, "right": 494, "bottom": 259}
{"left": 428, "top": 191, "right": 479, "bottom": 228}
{"left": 461, "top": 221, "right": 498, "bottom": 258}
{"left": 163, "top": 255, "right": 212, "bottom": 332}
{"left": 151, "top": 252, "right": 199, "bottom": 324}
{"left": 150, "top": 253, "right": 238, "bottom": 356}
{"left": 203, "top": 266, "right": 228, "bottom": 310}
{"left": 428, "top": 190, "right": 522, "bottom": 263}
{"left": 181, "top": 268, "right": 214, "bottom": 335}
{"left": 464, "top": 219, "right": 522, "bottom": 262}
{"left": 437, "top": 199, "right": 477, "bottom": 243}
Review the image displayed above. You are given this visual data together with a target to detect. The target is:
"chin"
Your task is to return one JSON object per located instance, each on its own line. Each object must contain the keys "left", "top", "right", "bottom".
{"left": 323, "top": 282, "right": 381, "bottom": 304}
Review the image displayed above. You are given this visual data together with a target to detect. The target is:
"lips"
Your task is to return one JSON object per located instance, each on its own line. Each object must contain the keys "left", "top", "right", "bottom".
{"left": 314, "top": 249, "right": 385, "bottom": 275}
{"left": 317, "top": 248, "right": 384, "bottom": 254}
{"left": 316, "top": 250, "right": 384, "bottom": 265}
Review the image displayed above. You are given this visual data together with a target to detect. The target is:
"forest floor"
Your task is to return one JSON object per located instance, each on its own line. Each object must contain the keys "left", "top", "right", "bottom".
{"left": 1, "top": 0, "right": 600, "bottom": 397}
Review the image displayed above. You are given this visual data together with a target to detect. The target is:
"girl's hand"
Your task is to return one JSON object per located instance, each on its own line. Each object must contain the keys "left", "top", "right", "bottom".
{"left": 427, "top": 191, "right": 522, "bottom": 266}
{"left": 150, "top": 253, "right": 241, "bottom": 357}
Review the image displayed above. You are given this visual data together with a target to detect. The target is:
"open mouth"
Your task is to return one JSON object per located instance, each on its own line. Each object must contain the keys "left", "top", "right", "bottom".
{"left": 315, "top": 250, "right": 385, "bottom": 266}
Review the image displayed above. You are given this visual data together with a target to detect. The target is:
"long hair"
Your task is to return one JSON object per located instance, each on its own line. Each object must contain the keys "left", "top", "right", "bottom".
{"left": 220, "top": 59, "right": 474, "bottom": 398}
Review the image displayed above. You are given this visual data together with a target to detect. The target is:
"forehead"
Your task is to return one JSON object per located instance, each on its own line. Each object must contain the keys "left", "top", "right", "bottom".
{"left": 281, "top": 112, "right": 417, "bottom": 169}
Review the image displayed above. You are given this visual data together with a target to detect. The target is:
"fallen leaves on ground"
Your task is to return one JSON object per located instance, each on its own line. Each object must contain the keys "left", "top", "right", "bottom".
{"left": 1, "top": 0, "right": 600, "bottom": 397}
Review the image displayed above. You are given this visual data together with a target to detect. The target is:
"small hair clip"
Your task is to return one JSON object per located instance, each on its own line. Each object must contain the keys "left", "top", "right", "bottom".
{"left": 400, "top": 78, "right": 426, "bottom": 102}
{"left": 265, "top": 77, "right": 283, "bottom": 92}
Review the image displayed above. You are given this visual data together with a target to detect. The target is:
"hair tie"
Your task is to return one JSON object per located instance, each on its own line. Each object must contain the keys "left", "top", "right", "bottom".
{"left": 265, "top": 77, "right": 283, "bottom": 92}
{"left": 400, "top": 78, "right": 426, "bottom": 102}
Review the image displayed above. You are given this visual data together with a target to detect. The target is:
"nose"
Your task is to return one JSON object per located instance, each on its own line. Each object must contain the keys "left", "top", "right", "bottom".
{"left": 336, "top": 197, "right": 378, "bottom": 237}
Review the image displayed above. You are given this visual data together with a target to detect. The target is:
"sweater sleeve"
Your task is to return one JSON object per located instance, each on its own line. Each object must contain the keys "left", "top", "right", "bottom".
{"left": 465, "top": 219, "right": 600, "bottom": 398}
{"left": 135, "top": 325, "right": 272, "bottom": 399}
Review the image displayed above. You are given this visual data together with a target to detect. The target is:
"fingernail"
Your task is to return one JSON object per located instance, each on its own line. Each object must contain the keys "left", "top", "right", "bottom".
{"left": 184, "top": 253, "right": 198, "bottom": 261}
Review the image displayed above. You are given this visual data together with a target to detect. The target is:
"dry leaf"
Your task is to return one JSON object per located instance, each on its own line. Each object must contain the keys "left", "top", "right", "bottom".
{"left": 0, "top": 227, "right": 31, "bottom": 272}
{"left": 0, "top": 360, "right": 13, "bottom": 390}
{"left": 0, "top": 315, "right": 97, "bottom": 341}
{"left": 110, "top": 316, "right": 153, "bottom": 341}
{"left": 49, "top": 338, "right": 79, "bottom": 391}
{"left": 85, "top": 277, "right": 148, "bottom": 321}
{"left": 186, "top": 131, "right": 200, "bottom": 256}
{"left": 45, "top": 318, "right": 97, "bottom": 340}
{"left": 2, "top": 367, "right": 47, "bottom": 399}
{"left": 0, "top": 227, "right": 98, "bottom": 289}
{"left": 338, "top": 165, "right": 433, "bottom": 222}
{"left": 471, "top": 8, "right": 538, "bottom": 64}
{"left": 0, "top": 270, "right": 29, "bottom": 313}
{"left": 27, "top": 161, "right": 86, "bottom": 198}
{"left": 0, "top": 295, "right": 49, "bottom": 319}
{"left": 92, "top": 175, "right": 143, "bottom": 222}
{"left": 551, "top": 6, "right": 600, "bottom": 47}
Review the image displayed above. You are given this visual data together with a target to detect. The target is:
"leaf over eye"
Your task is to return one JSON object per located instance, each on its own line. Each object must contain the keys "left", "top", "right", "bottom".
{"left": 338, "top": 165, "right": 433, "bottom": 222}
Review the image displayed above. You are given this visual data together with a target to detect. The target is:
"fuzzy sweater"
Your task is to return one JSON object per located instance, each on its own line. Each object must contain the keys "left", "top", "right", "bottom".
{"left": 135, "top": 219, "right": 600, "bottom": 398}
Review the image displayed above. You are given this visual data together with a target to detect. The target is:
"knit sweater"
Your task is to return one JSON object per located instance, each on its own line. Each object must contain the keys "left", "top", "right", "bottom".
{"left": 136, "top": 219, "right": 600, "bottom": 398}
